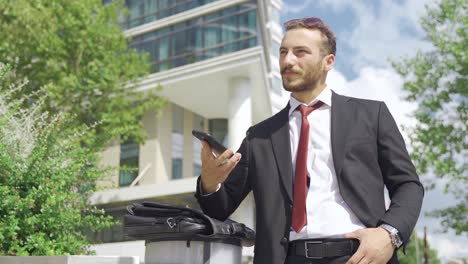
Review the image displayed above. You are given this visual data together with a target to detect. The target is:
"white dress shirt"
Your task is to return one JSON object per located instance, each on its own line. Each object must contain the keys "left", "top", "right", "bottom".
{"left": 288, "top": 86, "right": 365, "bottom": 241}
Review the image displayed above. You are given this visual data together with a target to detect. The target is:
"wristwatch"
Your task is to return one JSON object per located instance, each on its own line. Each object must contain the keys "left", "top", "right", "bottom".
{"left": 380, "top": 223, "right": 403, "bottom": 248}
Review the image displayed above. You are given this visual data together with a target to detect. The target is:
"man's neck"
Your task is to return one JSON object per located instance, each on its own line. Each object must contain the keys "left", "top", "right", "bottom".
{"left": 292, "top": 83, "right": 327, "bottom": 104}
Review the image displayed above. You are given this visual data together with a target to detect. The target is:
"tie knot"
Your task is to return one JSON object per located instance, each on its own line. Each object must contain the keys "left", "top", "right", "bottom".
{"left": 297, "top": 101, "right": 323, "bottom": 117}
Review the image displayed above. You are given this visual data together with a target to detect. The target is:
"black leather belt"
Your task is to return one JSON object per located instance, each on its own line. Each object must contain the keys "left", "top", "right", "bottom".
{"left": 288, "top": 238, "right": 360, "bottom": 259}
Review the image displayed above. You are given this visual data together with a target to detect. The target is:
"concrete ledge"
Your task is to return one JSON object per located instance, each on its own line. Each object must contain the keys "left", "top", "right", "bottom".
{"left": 89, "top": 177, "right": 198, "bottom": 206}
{"left": 91, "top": 241, "right": 145, "bottom": 263}
{"left": 0, "top": 256, "right": 139, "bottom": 264}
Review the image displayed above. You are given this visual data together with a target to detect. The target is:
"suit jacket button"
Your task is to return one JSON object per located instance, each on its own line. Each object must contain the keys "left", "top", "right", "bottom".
{"left": 280, "top": 237, "right": 288, "bottom": 245}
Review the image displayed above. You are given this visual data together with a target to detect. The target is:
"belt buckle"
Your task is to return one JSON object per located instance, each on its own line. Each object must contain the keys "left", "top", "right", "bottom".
{"left": 304, "top": 240, "right": 323, "bottom": 259}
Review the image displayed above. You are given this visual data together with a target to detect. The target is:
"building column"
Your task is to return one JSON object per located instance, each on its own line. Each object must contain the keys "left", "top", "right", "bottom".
{"left": 156, "top": 104, "right": 172, "bottom": 183}
{"left": 182, "top": 111, "right": 194, "bottom": 178}
{"left": 227, "top": 77, "right": 256, "bottom": 238}
{"left": 139, "top": 110, "right": 159, "bottom": 185}
{"left": 228, "top": 77, "right": 252, "bottom": 150}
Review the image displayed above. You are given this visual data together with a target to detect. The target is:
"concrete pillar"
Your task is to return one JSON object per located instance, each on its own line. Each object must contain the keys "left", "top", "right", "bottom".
{"left": 139, "top": 110, "right": 158, "bottom": 185}
{"left": 227, "top": 77, "right": 252, "bottom": 150}
{"left": 182, "top": 110, "right": 193, "bottom": 178}
{"left": 227, "top": 78, "right": 256, "bottom": 245}
{"left": 156, "top": 104, "right": 172, "bottom": 183}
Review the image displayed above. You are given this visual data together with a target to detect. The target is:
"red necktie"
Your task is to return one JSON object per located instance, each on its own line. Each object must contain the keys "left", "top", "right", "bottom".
{"left": 291, "top": 101, "right": 323, "bottom": 233}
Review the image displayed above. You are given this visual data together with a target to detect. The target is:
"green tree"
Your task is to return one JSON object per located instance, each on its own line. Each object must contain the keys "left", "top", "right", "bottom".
{"left": 398, "top": 232, "right": 440, "bottom": 264}
{"left": 0, "top": 0, "right": 164, "bottom": 150}
{"left": 0, "top": 65, "right": 115, "bottom": 255}
{"left": 392, "top": 0, "right": 467, "bottom": 235}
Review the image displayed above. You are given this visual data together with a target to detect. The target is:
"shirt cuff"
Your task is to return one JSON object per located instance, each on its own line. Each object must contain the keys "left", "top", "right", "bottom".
{"left": 198, "top": 181, "right": 221, "bottom": 196}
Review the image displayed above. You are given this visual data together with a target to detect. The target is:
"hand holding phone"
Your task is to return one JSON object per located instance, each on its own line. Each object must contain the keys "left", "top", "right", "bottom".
{"left": 192, "top": 130, "right": 227, "bottom": 155}
{"left": 192, "top": 130, "right": 241, "bottom": 193}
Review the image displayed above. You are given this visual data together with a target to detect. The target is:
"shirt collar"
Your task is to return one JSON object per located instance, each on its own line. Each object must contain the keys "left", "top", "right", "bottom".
{"left": 288, "top": 85, "right": 332, "bottom": 117}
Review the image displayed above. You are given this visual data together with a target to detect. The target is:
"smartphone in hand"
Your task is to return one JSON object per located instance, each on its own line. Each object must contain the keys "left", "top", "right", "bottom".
{"left": 192, "top": 130, "right": 227, "bottom": 154}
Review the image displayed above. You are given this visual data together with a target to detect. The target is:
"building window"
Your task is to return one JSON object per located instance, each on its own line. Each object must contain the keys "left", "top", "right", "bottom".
{"left": 122, "top": 0, "right": 220, "bottom": 30}
{"left": 129, "top": 2, "right": 258, "bottom": 73}
{"left": 193, "top": 114, "right": 205, "bottom": 177}
{"left": 119, "top": 140, "right": 139, "bottom": 187}
{"left": 209, "top": 119, "right": 228, "bottom": 147}
{"left": 172, "top": 104, "right": 184, "bottom": 179}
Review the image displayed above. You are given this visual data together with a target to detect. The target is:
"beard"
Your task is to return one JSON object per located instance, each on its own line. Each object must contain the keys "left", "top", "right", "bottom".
{"left": 281, "top": 62, "right": 323, "bottom": 92}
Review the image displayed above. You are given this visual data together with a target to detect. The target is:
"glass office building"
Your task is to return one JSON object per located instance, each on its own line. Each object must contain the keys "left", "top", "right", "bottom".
{"left": 91, "top": 0, "right": 285, "bottom": 262}
{"left": 123, "top": 0, "right": 220, "bottom": 29}
{"left": 129, "top": 2, "right": 258, "bottom": 73}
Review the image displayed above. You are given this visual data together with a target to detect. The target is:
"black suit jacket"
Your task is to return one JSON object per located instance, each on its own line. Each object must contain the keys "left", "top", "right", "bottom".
{"left": 196, "top": 92, "right": 424, "bottom": 264}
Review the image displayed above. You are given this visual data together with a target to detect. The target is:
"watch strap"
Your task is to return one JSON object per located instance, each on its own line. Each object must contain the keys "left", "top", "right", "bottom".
{"left": 380, "top": 223, "right": 403, "bottom": 248}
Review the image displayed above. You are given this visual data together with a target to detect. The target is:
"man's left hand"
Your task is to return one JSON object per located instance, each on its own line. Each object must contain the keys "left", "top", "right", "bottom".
{"left": 344, "top": 227, "right": 395, "bottom": 264}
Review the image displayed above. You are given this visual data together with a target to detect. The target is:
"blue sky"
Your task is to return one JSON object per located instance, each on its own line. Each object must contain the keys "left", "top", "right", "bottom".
{"left": 279, "top": 0, "right": 466, "bottom": 261}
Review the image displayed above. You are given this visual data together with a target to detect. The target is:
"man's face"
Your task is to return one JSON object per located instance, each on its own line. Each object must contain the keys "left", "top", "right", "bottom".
{"left": 279, "top": 28, "right": 328, "bottom": 92}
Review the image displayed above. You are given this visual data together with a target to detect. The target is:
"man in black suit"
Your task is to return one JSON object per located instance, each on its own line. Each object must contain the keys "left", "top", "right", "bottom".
{"left": 195, "top": 17, "right": 424, "bottom": 264}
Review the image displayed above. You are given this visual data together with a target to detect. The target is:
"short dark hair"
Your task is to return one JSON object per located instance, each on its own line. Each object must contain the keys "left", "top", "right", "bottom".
{"left": 284, "top": 17, "right": 336, "bottom": 56}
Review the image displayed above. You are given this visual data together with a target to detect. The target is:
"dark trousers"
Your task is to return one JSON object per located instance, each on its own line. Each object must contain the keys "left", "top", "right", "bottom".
{"left": 284, "top": 255, "right": 350, "bottom": 264}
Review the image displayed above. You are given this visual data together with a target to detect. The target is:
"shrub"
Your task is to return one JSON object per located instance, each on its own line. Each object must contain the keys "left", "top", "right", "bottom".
{"left": 0, "top": 65, "right": 115, "bottom": 255}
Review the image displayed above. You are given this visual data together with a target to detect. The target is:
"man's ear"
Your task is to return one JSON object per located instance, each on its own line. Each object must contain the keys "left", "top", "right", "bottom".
{"left": 323, "top": 54, "right": 335, "bottom": 72}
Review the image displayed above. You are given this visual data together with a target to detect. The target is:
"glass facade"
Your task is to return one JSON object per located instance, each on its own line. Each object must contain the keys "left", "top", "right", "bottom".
{"left": 123, "top": 0, "right": 220, "bottom": 29}
{"left": 119, "top": 141, "right": 139, "bottom": 187}
{"left": 172, "top": 104, "right": 184, "bottom": 179}
{"left": 129, "top": 2, "right": 258, "bottom": 73}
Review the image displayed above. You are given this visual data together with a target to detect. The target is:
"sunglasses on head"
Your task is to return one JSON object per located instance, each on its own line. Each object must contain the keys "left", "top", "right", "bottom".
{"left": 284, "top": 17, "right": 324, "bottom": 29}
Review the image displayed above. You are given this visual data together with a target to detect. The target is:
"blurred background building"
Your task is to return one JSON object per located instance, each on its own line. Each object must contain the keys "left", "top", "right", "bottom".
{"left": 89, "top": 0, "right": 285, "bottom": 262}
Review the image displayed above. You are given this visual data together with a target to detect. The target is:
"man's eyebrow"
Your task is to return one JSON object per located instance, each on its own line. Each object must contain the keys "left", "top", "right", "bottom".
{"left": 279, "top": 46, "right": 311, "bottom": 50}
{"left": 292, "top": 46, "right": 311, "bottom": 50}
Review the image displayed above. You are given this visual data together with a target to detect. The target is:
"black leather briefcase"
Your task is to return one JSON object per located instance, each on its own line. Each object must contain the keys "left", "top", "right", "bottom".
{"left": 124, "top": 202, "right": 255, "bottom": 247}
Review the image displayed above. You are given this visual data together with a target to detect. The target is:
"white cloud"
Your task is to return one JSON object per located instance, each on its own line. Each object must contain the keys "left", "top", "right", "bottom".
{"left": 340, "top": 0, "right": 433, "bottom": 70}
{"left": 280, "top": 0, "right": 315, "bottom": 15}
{"left": 327, "top": 67, "right": 417, "bottom": 130}
{"left": 426, "top": 233, "right": 468, "bottom": 260}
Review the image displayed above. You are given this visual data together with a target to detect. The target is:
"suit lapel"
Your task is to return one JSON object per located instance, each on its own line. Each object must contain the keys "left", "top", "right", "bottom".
{"left": 331, "top": 91, "right": 354, "bottom": 178}
{"left": 269, "top": 104, "right": 294, "bottom": 204}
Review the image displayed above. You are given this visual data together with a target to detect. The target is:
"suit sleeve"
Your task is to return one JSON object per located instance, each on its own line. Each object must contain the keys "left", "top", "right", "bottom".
{"left": 195, "top": 132, "right": 252, "bottom": 221}
{"left": 377, "top": 102, "right": 424, "bottom": 245}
